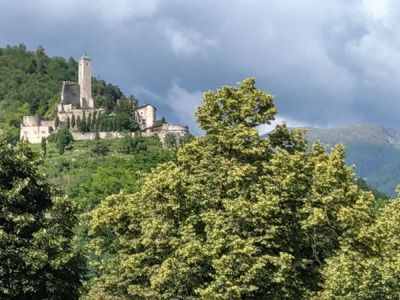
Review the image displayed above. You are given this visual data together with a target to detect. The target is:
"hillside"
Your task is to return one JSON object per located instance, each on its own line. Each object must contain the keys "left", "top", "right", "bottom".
{"left": 0, "top": 44, "right": 125, "bottom": 143}
{"left": 30, "top": 136, "right": 173, "bottom": 210}
{"left": 302, "top": 124, "right": 400, "bottom": 196}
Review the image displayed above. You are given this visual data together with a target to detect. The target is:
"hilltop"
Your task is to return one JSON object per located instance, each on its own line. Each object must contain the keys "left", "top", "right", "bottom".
{"left": 0, "top": 44, "right": 125, "bottom": 143}
{"left": 304, "top": 124, "right": 400, "bottom": 148}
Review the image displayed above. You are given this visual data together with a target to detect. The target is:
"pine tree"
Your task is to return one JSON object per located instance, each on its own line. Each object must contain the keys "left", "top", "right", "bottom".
{"left": 76, "top": 115, "right": 81, "bottom": 129}
{"left": 111, "top": 118, "right": 116, "bottom": 132}
{"left": 40, "top": 136, "right": 46, "bottom": 157}
{"left": 92, "top": 111, "right": 97, "bottom": 132}
{"left": 54, "top": 115, "right": 60, "bottom": 129}
{"left": 57, "top": 134, "right": 65, "bottom": 154}
{"left": 87, "top": 113, "right": 92, "bottom": 132}
{"left": 82, "top": 111, "right": 87, "bottom": 132}
{"left": 66, "top": 116, "right": 70, "bottom": 129}
{"left": 71, "top": 114, "right": 76, "bottom": 128}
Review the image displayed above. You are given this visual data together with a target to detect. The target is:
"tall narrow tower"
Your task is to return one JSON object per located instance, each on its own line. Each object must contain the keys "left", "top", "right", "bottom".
{"left": 79, "top": 55, "right": 94, "bottom": 108}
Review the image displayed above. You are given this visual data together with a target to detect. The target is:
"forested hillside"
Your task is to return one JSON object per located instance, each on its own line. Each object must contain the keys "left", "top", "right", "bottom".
{"left": 33, "top": 135, "right": 174, "bottom": 210}
{"left": 0, "top": 44, "right": 125, "bottom": 143}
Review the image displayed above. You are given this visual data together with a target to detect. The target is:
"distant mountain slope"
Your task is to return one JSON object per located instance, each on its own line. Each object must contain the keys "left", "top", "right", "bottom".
{"left": 302, "top": 124, "right": 400, "bottom": 196}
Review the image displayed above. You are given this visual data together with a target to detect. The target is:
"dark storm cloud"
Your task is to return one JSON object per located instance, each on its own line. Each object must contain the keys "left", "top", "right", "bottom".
{"left": 1, "top": 0, "right": 400, "bottom": 133}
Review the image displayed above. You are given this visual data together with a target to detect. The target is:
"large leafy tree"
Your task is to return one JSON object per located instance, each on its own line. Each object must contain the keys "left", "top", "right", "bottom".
{"left": 85, "top": 78, "right": 375, "bottom": 299}
{"left": 0, "top": 135, "right": 83, "bottom": 299}
{"left": 318, "top": 199, "right": 400, "bottom": 299}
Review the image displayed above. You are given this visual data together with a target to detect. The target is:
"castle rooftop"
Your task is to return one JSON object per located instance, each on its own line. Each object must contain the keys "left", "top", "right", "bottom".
{"left": 80, "top": 54, "right": 91, "bottom": 60}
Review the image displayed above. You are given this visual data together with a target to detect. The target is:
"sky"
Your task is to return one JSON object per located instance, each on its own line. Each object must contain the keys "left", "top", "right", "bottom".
{"left": 1, "top": 0, "right": 400, "bottom": 134}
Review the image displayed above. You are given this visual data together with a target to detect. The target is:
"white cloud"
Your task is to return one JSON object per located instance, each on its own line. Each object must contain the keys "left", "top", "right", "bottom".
{"left": 346, "top": 0, "right": 400, "bottom": 84}
{"left": 361, "top": 0, "right": 389, "bottom": 21}
{"left": 163, "top": 21, "right": 218, "bottom": 57}
{"left": 257, "top": 116, "right": 311, "bottom": 135}
{"left": 165, "top": 84, "right": 203, "bottom": 133}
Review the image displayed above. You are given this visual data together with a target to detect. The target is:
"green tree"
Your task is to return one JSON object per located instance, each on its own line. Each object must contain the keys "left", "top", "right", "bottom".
{"left": 119, "top": 134, "right": 147, "bottom": 154}
{"left": 92, "top": 111, "right": 97, "bottom": 131}
{"left": 155, "top": 116, "right": 167, "bottom": 126}
{"left": 115, "top": 112, "right": 139, "bottom": 132}
{"left": 40, "top": 136, "right": 46, "bottom": 157}
{"left": 58, "top": 135, "right": 65, "bottom": 154}
{"left": 87, "top": 113, "right": 92, "bottom": 132}
{"left": 164, "top": 133, "right": 177, "bottom": 148}
{"left": 71, "top": 114, "right": 76, "bottom": 128}
{"left": 85, "top": 78, "right": 375, "bottom": 299}
{"left": 92, "top": 140, "right": 109, "bottom": 156}
{"left": 67, "top": 115, "right": 71, "bottom": 129}
{"left": 181, "top": 133, "right": 195, "bottom": 145}
{"left": 54, "top": 115, "right": 60, "bottom": 129}
{"left": 0, "top": 135, "right": 83, "bottom": 298}
{"left": 319, "top": 200, "right": 400, "bottom": 299}
{"left": 56, "top": 128, "right": 73, "bottom": 154}
{"left": 115, "top": 97, "right": 132, "bottom": 115}
{"left": 81, "top": 111, "right": 87, "bottom": 132}
{"left": 77, "top": 115, "right": 81, "bottom": 130}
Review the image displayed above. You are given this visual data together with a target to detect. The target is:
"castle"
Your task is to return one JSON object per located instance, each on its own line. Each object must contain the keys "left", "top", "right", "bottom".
{"left": 20, "top": 55, "right": 189, "bottom": 144}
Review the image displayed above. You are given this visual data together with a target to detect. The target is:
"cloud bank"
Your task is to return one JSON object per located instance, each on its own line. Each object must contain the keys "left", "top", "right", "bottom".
{"left": 1, "top": 0, "right": 400, "bottom": 134}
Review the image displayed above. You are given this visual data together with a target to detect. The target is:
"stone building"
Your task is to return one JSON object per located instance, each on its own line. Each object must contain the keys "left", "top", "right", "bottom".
{"left": 20, "top": 55, "right": 189, "bottom": 144}
{"left": 136, "top": 104, "right": 156, "bottom": 130}
{"left": 20, "top": 116, "right": 55, "bottom": 144}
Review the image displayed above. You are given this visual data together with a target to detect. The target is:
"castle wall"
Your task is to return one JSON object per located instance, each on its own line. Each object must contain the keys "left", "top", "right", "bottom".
{"left": 72, "top": 131, "right": 131, "bottom": 141}
{"left": 57, "top": 108, "right": 104, "bottom": 122}
{"left": 20, "top": 124, "right": 53, "bottom": 144}
{"left": 157, "top": 123, "right": 189, "bottom": 143}
{"left": 22, "top": 116, "right": 41, "bottom": 126}
{"left": 61, "top": 82, "right": 80, "bottom": 106}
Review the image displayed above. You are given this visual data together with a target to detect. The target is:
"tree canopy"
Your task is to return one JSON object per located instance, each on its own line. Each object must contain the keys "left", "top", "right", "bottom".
{"left": 84, "top": 78, "right": 377, "bottom": 299}
{"left": 0, "top": 134, "right": 84, "bottom": 299}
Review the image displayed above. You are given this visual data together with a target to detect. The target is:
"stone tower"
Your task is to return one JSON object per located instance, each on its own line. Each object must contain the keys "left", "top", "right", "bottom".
{"left": 79, "top": 55, "right": 94, "bottom": 108}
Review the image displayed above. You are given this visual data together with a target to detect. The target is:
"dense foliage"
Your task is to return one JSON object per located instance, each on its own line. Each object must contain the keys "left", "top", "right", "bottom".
{"left": 0, "top": 44, "right": 125, "bottom": 143}
{"left": 0, "top": 135, "right": 83, "bottom": 299}
{"left": 319, "top": 199, "right": 400, "bottom": 299}
{"left": 84, "top": 79, "right": 378, "bottom": 299}
{"left": 36, "top": 136, "right": 173, "bottom": 211}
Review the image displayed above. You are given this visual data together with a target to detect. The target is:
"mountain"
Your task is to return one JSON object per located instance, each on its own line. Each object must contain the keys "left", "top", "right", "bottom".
{"left": 301, "top": 124, "right": 400, "bottom": 196}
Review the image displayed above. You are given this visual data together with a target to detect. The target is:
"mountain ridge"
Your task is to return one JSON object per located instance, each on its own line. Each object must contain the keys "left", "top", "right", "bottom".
{"left": 300, "top": 123, "right": 400, "bottom": 149}
{"left": 296, "top": 123, "right": 400, "bottom": 196}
